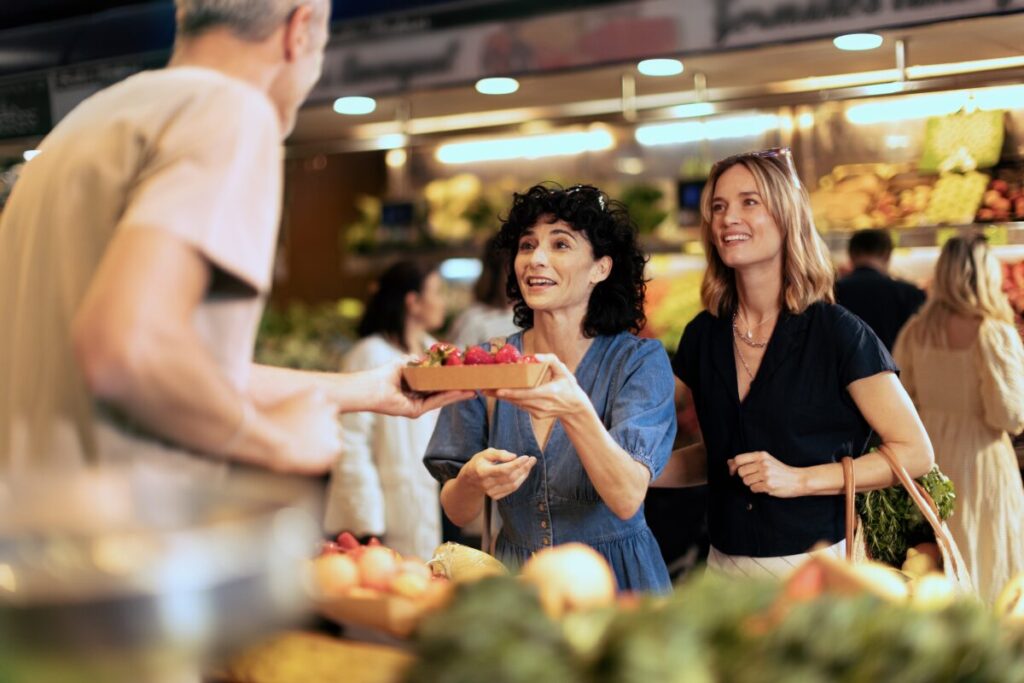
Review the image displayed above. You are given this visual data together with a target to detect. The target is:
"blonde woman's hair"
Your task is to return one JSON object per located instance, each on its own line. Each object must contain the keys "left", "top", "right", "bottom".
{"left": 699, "top": 150, "right": 835, "bottom": 317}
{"left": 910, "top": 235, "right": 1014, "bottom": 346}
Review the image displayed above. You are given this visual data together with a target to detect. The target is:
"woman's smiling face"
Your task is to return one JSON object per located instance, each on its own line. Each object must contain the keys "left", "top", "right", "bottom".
{"left": 710, "top": 163, "right": 785, "bottom": 272}
{"left": 515, "top": 217, "right": 610, "bottom": 315}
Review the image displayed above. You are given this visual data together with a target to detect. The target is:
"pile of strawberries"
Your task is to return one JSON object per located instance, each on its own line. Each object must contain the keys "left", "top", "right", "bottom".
{"left": 410, "top": 341, "right": 539, "bottom": 367}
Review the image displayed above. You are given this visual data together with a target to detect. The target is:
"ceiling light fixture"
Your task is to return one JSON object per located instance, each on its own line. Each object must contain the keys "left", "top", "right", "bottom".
{"left": 475, "top": 77, "right": 520, "bottom": 95}
{"left": 436, "top": 127, "right": 614, "bottom": 164}
{"left": 333, "top": 96, "right": 376, "bottom": 115}
{"left": 638, "top": 58, "right": 684, "bottom": 77}
{"left": 636, "top": 114, "right": 781, "bottom": 146}
{"left": 833, "top": 33, "right": 883, "bottom": 51}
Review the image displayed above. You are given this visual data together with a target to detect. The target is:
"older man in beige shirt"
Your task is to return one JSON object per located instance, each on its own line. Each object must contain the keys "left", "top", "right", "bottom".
{"left": 0, "top": 0, "right": 469, "bottom": 477}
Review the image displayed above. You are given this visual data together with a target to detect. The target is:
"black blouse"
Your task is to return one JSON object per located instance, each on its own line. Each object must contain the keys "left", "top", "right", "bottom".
{"left": 673, "top": 301, "right": 897, "bottom": 557}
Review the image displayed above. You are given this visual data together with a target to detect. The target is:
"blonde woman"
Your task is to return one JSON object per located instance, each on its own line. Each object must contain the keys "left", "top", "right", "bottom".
{"left": 893, "top": 235, "right": 1024, "bottom": 604}
{"left": 654, "top": 148, "right": 934, "bottom": 579}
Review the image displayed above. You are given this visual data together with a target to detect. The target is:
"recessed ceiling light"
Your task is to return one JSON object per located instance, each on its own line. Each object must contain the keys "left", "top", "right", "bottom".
{"left": 833, "top": 33, "right": 883, "bottom": 51}
{"left": 475, "top": 77, "right": 519, "bottom": 95}
{"left": 333, "top": 96, "right": 376, "bottom": 115}
{"left": 637, "top": 58, "right": 684, "bottom": 77}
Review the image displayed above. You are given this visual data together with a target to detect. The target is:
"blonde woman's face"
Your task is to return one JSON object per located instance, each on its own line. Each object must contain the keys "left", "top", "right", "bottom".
{"left": 709, "top": 164, "right": 784, "bottom": 272}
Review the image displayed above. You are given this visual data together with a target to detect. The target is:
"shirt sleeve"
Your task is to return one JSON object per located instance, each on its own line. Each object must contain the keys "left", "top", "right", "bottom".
{"left": 118, "top": 85, "right": 282, "bottom": 294}
{"left": 976, "top": 319, "right": 1024, "bottom": 435}
{"left": 607, "top": 339, "right": 678, "bottom": 479}
{"left": 672, "top": 313, "right": 704, "bottom": 391}
{"left": 832, "top": 305, "right": 899, "bottom": 387}
{"left": 423, "top": 393, "right": 489, "bottom": 484}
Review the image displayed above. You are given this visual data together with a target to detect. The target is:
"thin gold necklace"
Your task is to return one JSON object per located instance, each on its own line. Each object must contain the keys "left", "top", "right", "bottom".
{"left": 734, "top": 337, "right": 757, "bottom": 381}
{"left": 732, "top": 311, "right": 775, "bottom": 349}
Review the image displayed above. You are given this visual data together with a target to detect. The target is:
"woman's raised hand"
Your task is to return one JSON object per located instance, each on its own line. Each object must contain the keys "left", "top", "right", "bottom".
{"left": 458, "top": 448, "right": 537, "bottom": 500}
{"left": 492, "top": 354, "right": 589, "bottom": 420}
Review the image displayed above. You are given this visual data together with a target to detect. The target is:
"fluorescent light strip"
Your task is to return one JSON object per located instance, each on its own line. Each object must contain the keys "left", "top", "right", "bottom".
{"left": 635, "top": 114, "right": 781, "bottom": 146}
{"left": 845, "top": 84, "right": 1024, "bottom": 125}
{"left": 436, "top": 129, "right": 614, "bottom": 164}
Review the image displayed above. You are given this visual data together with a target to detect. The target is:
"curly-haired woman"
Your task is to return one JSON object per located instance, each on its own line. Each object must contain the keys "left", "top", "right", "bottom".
{"left": 424, "top": 184, "right": 677, "bottom": 591}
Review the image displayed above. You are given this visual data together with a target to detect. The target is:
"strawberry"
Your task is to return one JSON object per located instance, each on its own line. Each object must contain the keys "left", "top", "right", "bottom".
{"left": 443, "top": 348, "right": 464, "bottom": 366}
{"left": 464, "top": 345, "right": 496, "bottom": 365}
{"left": 519, "top": 354, "right": 539, "bottom": 364}
{"left": 493, "top": 343, "right": 520, "bottom": 364}
{"left": 336, "top": 531, "right": 361, "bottom": 551}
{"left": 427, "top": 342, "right": 458, "bottom": 367}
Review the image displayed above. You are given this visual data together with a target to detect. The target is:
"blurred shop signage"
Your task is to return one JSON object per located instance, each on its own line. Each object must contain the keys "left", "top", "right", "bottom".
{"left": 311, "top": 0, "right": 1020, "bottom": 102}
{"left": 713, "top": 0, "right": 1014, "bottom": 46}
{"left": 0, "top": 77, "right": 51, "bottom": 140}
{"left": 48, "top": 60, "right": 155, "bottom": 123}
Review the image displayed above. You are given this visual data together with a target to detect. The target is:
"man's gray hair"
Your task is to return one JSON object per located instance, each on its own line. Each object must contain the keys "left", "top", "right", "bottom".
{"left": 176, "top": 0, "right": 313, "bottom": 41}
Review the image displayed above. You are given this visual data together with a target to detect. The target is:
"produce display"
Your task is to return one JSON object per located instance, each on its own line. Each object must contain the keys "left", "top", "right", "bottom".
{"left": 404, "top": 554, "right": 1024, "bottom": 683}
{"left": 314, "top": 533, "right": 460, "bottom": 600}
{"left": 1002, "top": 259, "right": 1024, "bottom": 335}
{"left": 809, "top": 164, "right": 935, "bottom": 231}
{"left": 409, "top": 342, "right": 538, "bottom": 368}
{"left": 976, "top": 174, "right": 1024, "bottom": 222}
{"left": 925, "top": 171, "right": 990, "bottom": 226}
{"left": 403, "top": 341, "right": 548, "bottom": 391}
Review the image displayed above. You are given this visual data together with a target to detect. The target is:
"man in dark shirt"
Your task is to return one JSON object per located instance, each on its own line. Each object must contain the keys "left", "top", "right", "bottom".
{"left": 836, "top": 229, "right": 926, "bottom": 351}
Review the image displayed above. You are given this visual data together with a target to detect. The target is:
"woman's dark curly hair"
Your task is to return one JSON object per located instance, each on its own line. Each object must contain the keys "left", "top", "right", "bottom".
{"left": 494, "top": 183, "right": 648, "bottom": 337}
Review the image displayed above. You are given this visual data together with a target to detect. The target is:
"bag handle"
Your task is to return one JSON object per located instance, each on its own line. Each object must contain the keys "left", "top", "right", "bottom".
{"left": 842, "top": 446, "right": 962, "bottom": 577}
{"left": 842, "top": 456, "right": 856, "bottom": 562}
{"left": 480, "top": 337, "right": 507, "bottom": 557}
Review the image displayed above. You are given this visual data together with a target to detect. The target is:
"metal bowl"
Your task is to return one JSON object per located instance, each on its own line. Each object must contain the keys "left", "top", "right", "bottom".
{"left": 0, "top": 463, "right": 322, "bottom": 682}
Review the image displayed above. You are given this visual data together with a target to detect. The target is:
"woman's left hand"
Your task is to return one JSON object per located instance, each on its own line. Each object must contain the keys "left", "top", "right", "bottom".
{"left": 728, "top": 451, "right": 807, "bottom": 498}
{"left": 492, "top": 354, "right": 589, "bottom": 420}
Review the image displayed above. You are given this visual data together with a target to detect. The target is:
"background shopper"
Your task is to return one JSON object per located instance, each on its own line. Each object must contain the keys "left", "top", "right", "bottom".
{"left": 324, "top": 261, "right": 447, "bottom": 560}
{"left": 893, "top": 235, "right": 1024, "bottom": 604}
{"left": 836, "top": 228, "right": 926, "bottom": 351}
{"left": 449, "top": 236, "right": 519, "bottom": 348}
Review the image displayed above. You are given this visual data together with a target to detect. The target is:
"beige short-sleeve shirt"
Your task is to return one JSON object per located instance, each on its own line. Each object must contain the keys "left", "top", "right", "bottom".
{"left": 0, "top": 67, "right": 283, "bottom": 472}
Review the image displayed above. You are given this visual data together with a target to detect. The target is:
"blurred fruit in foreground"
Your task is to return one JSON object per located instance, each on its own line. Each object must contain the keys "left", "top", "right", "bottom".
{"left": 520, "top": 543, "right": 617, "bottom": 619}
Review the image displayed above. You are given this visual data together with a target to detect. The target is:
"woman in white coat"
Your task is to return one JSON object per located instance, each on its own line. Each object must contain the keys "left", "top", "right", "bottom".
{"left": 324, "top": 261, "right": 447, "bottom": 560}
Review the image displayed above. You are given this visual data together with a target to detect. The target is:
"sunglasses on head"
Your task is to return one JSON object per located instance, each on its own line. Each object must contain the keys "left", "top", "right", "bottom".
{"left": 561, "top": 184, "right": 608, "bottom": 211}
{"left": 712, "top": 147, "right": 801, "bottom": 186}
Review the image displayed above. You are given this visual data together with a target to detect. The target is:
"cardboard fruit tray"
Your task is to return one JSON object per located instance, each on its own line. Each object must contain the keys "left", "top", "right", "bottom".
{"left": 316, "top": 589, "right": 425, "bottom": 639}
{"left": 402, "top": 362, "right": 550, "bottom": 392}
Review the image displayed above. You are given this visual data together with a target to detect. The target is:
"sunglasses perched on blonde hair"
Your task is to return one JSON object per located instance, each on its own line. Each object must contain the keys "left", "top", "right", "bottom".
{"left": 712, "top": 147, "right": 801, "bottom": 186}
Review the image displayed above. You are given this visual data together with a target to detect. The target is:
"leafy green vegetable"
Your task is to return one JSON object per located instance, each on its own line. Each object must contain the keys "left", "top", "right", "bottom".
{"left": 855, "top": 465, "right": 957, "bottom": 567}
{"left": 406, "top": 577, "right": 583, "bottom": 683}
{"left": 405, "top": 570, "right": 1024, "bottom": 683}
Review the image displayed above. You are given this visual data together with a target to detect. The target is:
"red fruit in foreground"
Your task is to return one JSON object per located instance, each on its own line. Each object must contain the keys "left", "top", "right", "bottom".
{"left": 494, "top": 343, "right": 521, "bottom": 364}
{"left": 519, "top": 354, "right": 539, "bottom": 364}
{"left": 443, "top": 349, "right": 464, "bottom": 366}
{"left": 464, "top": 345, "right": 496, "bottom": 365}
{"left": 319, "top": 541, "right": 344, "bottom": 556}
{"left": 336, "top": 531, "right": 360, "bottom": 551}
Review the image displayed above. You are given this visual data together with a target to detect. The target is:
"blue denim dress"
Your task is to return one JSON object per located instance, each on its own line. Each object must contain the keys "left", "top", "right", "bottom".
{"left": 424, "top": 331, "right": 676, "bottom": 592}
